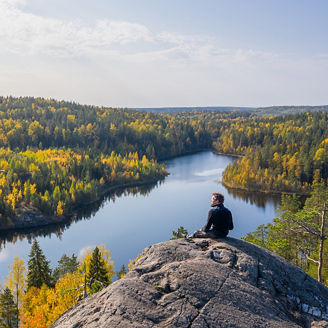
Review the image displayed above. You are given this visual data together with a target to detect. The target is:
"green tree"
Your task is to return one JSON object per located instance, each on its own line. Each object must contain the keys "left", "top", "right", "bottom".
{"left": 52, "top": 186, "right": 61, "bottom": 205}
{"left": 170, "top": 226, "right": 188, "bottom": 240}
{"left": 279, "top": 184, "right": 328, "bottom": 283}
{"left": 87, "top": 247, "right": 110, "bottom": 293}
{"left": 242, "top": 224, "right": 268, "bottom": 248}
{"left": 244, "top": 184, "right": 328, "bottom": 284}
{"left": 26, "top": 239, "right": 53, "bottom": 289}
{"left": 53, "top": 254, "right": 79, "bottom": 282}
{"left": 116, "top": 264, "right": 127, "bottom": 280}
{"left": 0, "top": 287, "right": 18, "bottom": 328}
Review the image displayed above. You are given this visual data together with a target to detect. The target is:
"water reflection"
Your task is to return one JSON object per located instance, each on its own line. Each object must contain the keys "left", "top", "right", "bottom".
{"left": 225, "top": 186, "right": 281, "bottom": 208}
{"left": 0, "top": 181, "right": 160, "bottom": 249}
{"left": 75, "top": 181, "right": 161, "bottom": 220}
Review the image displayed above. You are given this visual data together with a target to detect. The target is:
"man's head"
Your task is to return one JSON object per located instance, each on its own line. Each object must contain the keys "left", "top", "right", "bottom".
{"left": 211, "top": 192, "right": 224, "bottom": 205}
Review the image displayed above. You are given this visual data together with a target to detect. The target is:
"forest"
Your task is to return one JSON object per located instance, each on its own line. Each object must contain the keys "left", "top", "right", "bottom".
{"left": 0, "top": 148, "right": 167, "bottom": 224}
{"left": 1, "top": 97, "right": 328, "bottom": 326}
{"left": 215, "top": 111, "right": 328, "bottom": 192}
{"left": 0, "top": 96, "right": 236, "bottom": 158}
{"left": 1, "top": 97, "right": 328, "bottom": 228}
{"left": 0, "top": 96, "right": 243, "bottom": 227}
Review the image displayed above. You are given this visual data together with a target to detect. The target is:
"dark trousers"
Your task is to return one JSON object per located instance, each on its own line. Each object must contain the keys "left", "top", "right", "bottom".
{"left": 192, "top": 229, "right": 228, "bottom": 239}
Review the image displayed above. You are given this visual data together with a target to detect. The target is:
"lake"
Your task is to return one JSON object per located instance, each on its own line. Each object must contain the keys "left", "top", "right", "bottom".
{"left": 0, "top": 151, "right": 280, "bottom": 280}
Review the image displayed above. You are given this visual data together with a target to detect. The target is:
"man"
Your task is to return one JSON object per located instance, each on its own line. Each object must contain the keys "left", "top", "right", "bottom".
{"left": 193, "top": 192, "right": 233, "bottom": 238}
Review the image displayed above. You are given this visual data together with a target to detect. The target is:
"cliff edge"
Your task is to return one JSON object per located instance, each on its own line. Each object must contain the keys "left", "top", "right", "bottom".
{"left": 51, "top": 237, "right": 328, "bottom": 328}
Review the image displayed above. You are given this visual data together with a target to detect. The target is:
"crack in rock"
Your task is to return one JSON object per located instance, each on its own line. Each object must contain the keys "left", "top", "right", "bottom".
{"left": 186, "top": 271, "right": 232, "bottom": 328}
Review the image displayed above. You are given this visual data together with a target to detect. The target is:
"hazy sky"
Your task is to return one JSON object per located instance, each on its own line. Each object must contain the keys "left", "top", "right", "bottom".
{"left": 1, "top": 0, "right": 327, "bottom": 107}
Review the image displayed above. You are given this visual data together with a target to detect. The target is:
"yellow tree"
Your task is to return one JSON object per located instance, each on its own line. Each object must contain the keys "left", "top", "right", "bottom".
{"left": 20, "top": 271, "right": 84, "bottom": 328}
{"left": 20, "top": 285, "right": 48, "bottom": 328}
{"left": 53, "top": 271, "right": 84, "bottom": 315}
{"left": 128, "top": 254, "right": 142, "bottom": 272}
{"left": 5, "top": 256, "right": 26, "bottom": 320}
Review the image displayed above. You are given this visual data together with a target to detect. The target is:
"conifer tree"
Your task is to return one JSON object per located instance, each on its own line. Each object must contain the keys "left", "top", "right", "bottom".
{"left": 244, "top": 184, "right": 328, "bottom": 284}
{"left": 53, "top": 254, "right": 79, "bottom": 282}
{"left": 171, "top": 226, "right": 188, "bottom": 240}
{"left": 279, "top": 184, "right": 328, "bottom": 283}
{"left": 116, "top": 264, "right": 127, "bottom": 280}
{"left": 0, "top": 287, "right": 18, "bottom": 328}
{"left": 87, "top": 247, "right": 110, "bottom": 293}
{"left": 26, "top": 239, "right": 53, "bottom": 289}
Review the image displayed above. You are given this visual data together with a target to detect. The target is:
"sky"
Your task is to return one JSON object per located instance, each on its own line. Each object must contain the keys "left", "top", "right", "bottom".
{"left": 0, "top": 0, "right": 327, "bottom": 107}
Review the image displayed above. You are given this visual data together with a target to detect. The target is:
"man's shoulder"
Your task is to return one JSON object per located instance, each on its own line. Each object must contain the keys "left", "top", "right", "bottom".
{"left": 219, "top": 205, "right": 232, "bottom": 214}
{"left": 210, "top": 204, "right": 232, "bottom": 215}
{"left": 223, "top": 205, "right": 231, "bottom": 212}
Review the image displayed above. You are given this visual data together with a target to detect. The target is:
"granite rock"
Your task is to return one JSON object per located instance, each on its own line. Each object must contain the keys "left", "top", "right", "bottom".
{"left": 51, "top": 237, "right": 328, "bottom": 328}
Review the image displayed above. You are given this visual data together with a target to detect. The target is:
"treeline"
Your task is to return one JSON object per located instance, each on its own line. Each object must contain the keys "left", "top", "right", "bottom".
{"left": 0, "top": 239, "right": 132, "bottom": 327}
{"left": 0, "top": 148, "right": 166, "bottom": 222}
{"left": 243, "top": 184, "right": 328, "bottom": 286}
{"left": 214, "top": 111, "right": 328, "bottom": 192}
{"left": 0, "top": 96, "right": 234, "bottom": 159}
{"left": 252, "top": 105, "right": 328, "bottom": 116}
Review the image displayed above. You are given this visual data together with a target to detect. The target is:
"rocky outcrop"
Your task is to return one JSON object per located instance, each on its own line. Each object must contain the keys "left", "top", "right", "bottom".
{"left": 0, "top": 205, "right": 65, "bottom": 231}
{"left": 51, "top": 237, "right": 328, "bottom": 328}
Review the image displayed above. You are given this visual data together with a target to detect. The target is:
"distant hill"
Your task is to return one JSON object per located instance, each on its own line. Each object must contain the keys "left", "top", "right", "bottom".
{"left": 253, "top": 105, "right": 328, "bottom": 116}
{"left": 132, "top": 106, "right": 255, "bottom": 113}
{"left": 1, "top": 96, "right": 327, "bottom": 116}
{"left": 133, "top": 105, "right": 328, "bottom": 115}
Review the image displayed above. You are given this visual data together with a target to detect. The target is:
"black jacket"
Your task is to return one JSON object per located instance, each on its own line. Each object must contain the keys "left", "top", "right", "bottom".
{"left": 203, "top": 204, "right": 233, "bottom": 236}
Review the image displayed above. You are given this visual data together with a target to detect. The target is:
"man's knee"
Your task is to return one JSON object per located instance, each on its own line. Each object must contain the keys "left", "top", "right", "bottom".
{"left": 191, "top": 230, "right": 208, "bottom": 238}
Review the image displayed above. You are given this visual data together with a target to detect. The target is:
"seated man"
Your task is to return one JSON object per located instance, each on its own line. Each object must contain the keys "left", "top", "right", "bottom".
{"left": 193, "top": 192, "right": 233, "bottom": 238}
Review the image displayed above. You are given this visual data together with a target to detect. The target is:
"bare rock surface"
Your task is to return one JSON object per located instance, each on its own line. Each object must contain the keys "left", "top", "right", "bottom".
{"left": 51, "top": 237, "right": 328, "bottom": 328}
{"left": 0, "top": 204, "right": 64, "bottom": 231}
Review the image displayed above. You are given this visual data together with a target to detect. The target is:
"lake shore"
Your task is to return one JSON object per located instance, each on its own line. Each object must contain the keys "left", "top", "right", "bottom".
{"left": 222, "top": 179, "right": 310, "bottom": 196}
{"left": 0, "top": 176, "right": 166, "bottom": 232}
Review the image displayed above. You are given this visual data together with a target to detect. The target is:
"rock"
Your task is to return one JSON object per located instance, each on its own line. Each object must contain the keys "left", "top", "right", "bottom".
{"left": 51, "top": 237, "right": 328, "bottom": 328}
{"left": 0, "top": 204, "right": 65, "bottom": 231}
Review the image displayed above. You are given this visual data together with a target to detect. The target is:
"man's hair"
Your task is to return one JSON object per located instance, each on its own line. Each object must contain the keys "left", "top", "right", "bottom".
{"left": 212, "top": 192, "right": 224, "bottom": 203}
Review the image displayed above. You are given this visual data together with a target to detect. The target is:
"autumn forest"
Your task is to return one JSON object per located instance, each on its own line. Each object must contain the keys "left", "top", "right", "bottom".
{"left": 2, "top": 97, "right": 328, "bottom": 230}
{"left": 1, "top": 96, "right": 328, "bottom": 326}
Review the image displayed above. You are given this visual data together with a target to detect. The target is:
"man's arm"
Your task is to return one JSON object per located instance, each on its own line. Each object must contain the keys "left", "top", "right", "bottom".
{"left": 228, "top": 210, "right": 234, "bottom": 230}
{"left": 202, "top": 209, "right": 213, "bottom": 232}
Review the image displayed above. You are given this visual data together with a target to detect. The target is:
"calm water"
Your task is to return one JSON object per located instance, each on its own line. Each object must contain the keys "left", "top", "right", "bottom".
{"left": 0, "top": 151, "right": 280, "bottom": 281}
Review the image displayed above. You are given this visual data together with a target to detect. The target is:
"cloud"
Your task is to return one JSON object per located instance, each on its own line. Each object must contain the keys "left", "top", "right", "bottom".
{"left": 2, "top": 0, "right": 26, "bottom": 6}
{"left": 194, "top": 168, "right": 223, "bottom": 177}
{"left": 0, "top": 248, "right": 9, "bottom": 263}
{"left": 0, "top": 0, "right": 327, "bottom": 107}
{"left": 0, "top": 0, "right": 153, "bottom": 57}
{"left": 78, "top": 245, "right": 93, "bottom": 258}
{"left": 0, "top": 0, "right": 284, "bottom": 66}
